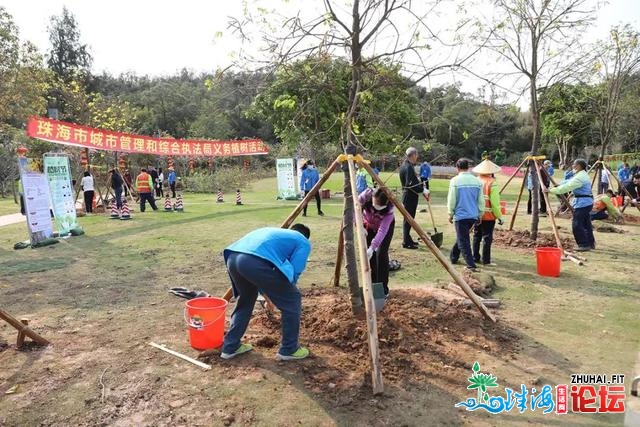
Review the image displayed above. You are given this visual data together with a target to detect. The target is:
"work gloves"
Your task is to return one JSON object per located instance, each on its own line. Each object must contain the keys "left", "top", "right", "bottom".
{"left": 367, "top": 247, "right": 374, "bottom": 260}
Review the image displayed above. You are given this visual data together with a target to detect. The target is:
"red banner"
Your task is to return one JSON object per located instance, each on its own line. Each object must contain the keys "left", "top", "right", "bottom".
{"left": 26, "top": 117, "right": 269, "bottom": 157}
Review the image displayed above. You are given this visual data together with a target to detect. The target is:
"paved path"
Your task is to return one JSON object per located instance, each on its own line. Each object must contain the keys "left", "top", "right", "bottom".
{"left": 0, "top": 213, "right": 25, "bottom": 227}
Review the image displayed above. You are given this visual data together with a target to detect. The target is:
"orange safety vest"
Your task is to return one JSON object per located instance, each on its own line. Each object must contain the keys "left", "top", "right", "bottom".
{"left": 136, "top": 172, "right": 152, "bottom": 193}
{"left": 479, "top": 175, "right": 496, "bottom": 221}
{"left": 593, "top": 199, "right": 606, "bottom": 212}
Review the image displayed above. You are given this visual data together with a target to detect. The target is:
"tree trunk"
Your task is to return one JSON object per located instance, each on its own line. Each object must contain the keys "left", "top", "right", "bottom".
{"left": 529, "top": 77, "right": 541, "bottom": 240}
{"left": 341, "top": 0, "right": 364, "bottom": 314}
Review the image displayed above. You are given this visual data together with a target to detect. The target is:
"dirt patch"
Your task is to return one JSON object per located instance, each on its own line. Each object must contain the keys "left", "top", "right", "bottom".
{"left": 202, "top": 287, "right": 518, "bottom": 402}
{"left": 461, "top": 271, "right": 495, "bottom": 297}
{"left": 493, "top": 229, "right": 574, "bottom": 252}
{"left": 623, "top": 213, "right": 640, "bottom": 224}
{"left": 595, "top": 224, "right": 626, "bottom": 233}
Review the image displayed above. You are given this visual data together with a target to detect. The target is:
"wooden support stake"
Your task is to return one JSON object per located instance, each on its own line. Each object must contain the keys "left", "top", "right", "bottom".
{"left": 0, "top": 309, "right": 50, "bottom": 346}
{"left": 509, "top": 169, "right": 528, "bottom": 231}
{"left": 590, "top": 161, "right": 599, "bottom": 191}
{"left": 148, "top": 342, "right": 211, "bottom": 370}
{"left": 499, "top": 157, "right": 528, "bottom": 194}
{"left": 359, "top": 161, "right": 496, "bottom": 322}
{"left": 16, "top": 318, "right": 28, "bottom": 348}
{"left": 347, "top": 156, "right": 383, "bottom": 395}
{"left": 534, "top": 160, "right": 564, "bottom": 253}
{"left": 332, "top": 220, "right": 345, "bottom": 287}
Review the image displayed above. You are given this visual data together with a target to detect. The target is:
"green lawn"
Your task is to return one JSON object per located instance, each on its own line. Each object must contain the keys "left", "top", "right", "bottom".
{"left": 0, "top": 171, "right": 638, "bottom": 426}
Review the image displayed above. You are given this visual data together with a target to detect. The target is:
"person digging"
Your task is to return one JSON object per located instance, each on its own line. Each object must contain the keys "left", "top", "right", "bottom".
{"left": 547, "top": 159, "right": 595, "bottom": 251}
{"left": 220, "top": 224, "right": 312, "bottom": 361}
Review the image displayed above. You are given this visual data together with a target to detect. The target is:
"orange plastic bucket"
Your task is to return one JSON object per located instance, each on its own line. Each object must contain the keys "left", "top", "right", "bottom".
{"left": 535, "top": 247, "right": 562, "bottom": 277}
{"left": 500, "top": 200, "right": 507, "bottom": 215}
{"left": 185, "top": 297, "right": 228, "bottom": 350}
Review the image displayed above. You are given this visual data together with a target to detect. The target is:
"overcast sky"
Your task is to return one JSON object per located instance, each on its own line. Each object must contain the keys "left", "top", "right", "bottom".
{"left": 3, "top": 0, "right": 639, "bottom": 107}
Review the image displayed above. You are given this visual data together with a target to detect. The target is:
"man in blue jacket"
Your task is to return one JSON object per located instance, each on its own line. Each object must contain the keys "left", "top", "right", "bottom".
{"left": 549, "top": 159, "right": 595, "bottom": 251}
{"left": 419, "top": 161, "right": 432, "bottom": 189}
{"left": 447, "top": 158, "right": 484, "bottom": 271}
{"left": 300, "top": 160, "right": 324, "bottom": 216}
{"left": 221, "top": 224, "right": 311, "bottom": 361}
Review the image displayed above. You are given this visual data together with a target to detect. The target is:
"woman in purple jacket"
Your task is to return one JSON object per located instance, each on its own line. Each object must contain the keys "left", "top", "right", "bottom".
{"left": 360, "top": 187, "right": 395, "bottom": 298}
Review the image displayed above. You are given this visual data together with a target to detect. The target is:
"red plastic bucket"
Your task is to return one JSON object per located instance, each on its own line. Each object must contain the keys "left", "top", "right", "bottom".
{"left": 535, "top": 247, "right": 562, "bottom": 277}
{"left": 500, "top": 200, "right": 507, "bottom": 215}
{"left": 184, "top": 297, "right": 228, "bottom": 350}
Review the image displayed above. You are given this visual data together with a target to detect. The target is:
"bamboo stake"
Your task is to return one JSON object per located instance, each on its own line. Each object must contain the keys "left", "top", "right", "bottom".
{"left": 534, "top": 160, "right": 564, "bottom": 253}
{"left": 590, "top": 162, "right": 599, "bottom": 191}
{"left": 347, "top": 156, "right": 383, "bottom": 395}
{"left": 332, "top": 220, "right": 345, "bottom": 287}
{"left": 359, "top": 161, "right": 496, "bottom": 322}
{"left": 0, "top": 309, "right": 50, "bottom": 346}
{"left": 148, "top": 342, "right": 211, "bottom": 370}
{"left": 499, "top": 157, "right": 528, "bottom": 194}
{"left": 280, "top": 159, "right": 340, "bottom": 229}
{"left": 509, "top": 169, "right": 528, "bottom": 231}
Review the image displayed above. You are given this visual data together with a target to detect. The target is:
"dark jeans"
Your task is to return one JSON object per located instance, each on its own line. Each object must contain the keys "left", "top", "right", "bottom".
{"left": 527, "top": 189, "right": 547, "bottom": 214}
{"left": 573, "top": 205, "right": 595, "bottom": 248}
{"left": 114, "top": 186, "right": 123, "bottom": 209}
{"left": 223, "top": 252, "right": 301, "bottom": 356}
{"left": 590, "top": 210, "right": 608, "bottom": 221}
{"left": 84, "top": 190, "right": 94, "bottom": 213}
{"left": 451, "top": 219, "right": 477, "bottom": 268}
{"left": 303, "top": 190, "right": 322, "bottom": 215}
{"left": 472, "top": 220, "right": 496, "bottom": 264}
{"left": 420, "top": 178, "right": 430, "bottom": 190}
{"left": 597, "top": 182, "right": 609, "bottom": 195}
{"left": 402, "top": 192, "right": 418, "bottom": 245}
{"left": 155, "top": 183, "right": 163, "bottom": 198}
{"left": 170, "top": 182, "right": 176, "bottom": 198}
{"left": 139, "top": 192, "right": 158, "bottom": 212}
{"left": 366, "top": 219, "right": 395, "bottom": 295}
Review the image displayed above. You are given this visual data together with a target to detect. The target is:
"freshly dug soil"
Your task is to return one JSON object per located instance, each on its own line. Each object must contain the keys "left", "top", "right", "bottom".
{"left": 204, "top": 287, "right": 519, "bottom": 400}
{"left": 623, "top": 213, "right": 640, "bottom": 224}
{"left": 595, "top": 224, "right": 626, "bottom": 233}
{"left": 492, "top": 229, "right": 574, "bottom": 252}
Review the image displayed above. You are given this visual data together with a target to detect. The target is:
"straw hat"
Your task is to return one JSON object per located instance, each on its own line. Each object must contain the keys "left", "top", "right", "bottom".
{"left": 472, "top": 159, "right": 501, "bottom": 175}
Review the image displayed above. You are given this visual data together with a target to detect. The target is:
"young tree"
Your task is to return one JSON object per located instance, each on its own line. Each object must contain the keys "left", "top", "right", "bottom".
{"left": 481, "top": 0, "right": 598, "bottom": 239}
{"left": 229, "top": 0, "right": 477, "bottom": 313}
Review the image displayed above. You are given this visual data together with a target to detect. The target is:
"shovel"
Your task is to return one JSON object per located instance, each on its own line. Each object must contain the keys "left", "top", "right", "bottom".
{"left": 425, "top": 195, "right": 443, "bottom": 248}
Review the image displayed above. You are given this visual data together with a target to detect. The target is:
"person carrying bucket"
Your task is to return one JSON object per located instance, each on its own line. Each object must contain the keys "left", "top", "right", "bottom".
{"left": 221, "top": 224, "right": 312, "bottom": 361}
{"left": 471, "top": 159, "right": 504, "bottom": 266}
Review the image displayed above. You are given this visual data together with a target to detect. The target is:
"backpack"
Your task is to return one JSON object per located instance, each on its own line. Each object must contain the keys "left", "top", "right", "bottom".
{"left": 356, "top": 172, "right": 368, "bottom": 194}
